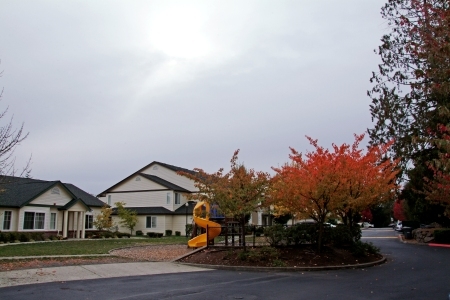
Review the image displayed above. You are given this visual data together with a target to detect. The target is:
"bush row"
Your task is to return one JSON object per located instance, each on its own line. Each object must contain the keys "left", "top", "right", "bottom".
{"left": 263, "top": 223, "right": 362, "bottom": 248}
{"left": 147, "top": 232, "right": 164, "bottom": 238}
{"left": 0, "top": 232, "right": 51, "bottom": 243}
{"left": 0, "top": 231, "right": 133, "bottom": 242}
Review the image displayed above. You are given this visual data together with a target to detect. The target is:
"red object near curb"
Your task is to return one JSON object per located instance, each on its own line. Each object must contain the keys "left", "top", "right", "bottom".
{"left": 428, "top": 243, "right": 450, "bottom": 248}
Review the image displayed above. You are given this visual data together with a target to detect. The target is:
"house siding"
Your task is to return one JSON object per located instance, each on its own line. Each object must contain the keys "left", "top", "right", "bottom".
{"left": 141, "top": 164, "right": 197, "bottom": 191}
{"left": 18, "top": 206, "right": 51, "bottom": 231}
{"left": 112, "top": 175, "right": 166, "bottom": 192}
{"left": 115, "top": 215, "right": 166, "bottom": 235}
{"left": 30, "top": 184, "right": 74, "bottom": 206}
{"left": 173, "top": 215, "right": 193, "bottom": 235}
{"left": 104, "top": 191, "right": 171, "bottom": 209}
{"left": 0, "top": 208, "right": 19, "bottom": 231}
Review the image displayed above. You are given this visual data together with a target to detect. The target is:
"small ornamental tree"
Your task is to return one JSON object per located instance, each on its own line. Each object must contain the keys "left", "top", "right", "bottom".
{"left": 270, "top": 137, "right": 344, "bottom": 252}
{"left": 333, "top": 135, "right": 399, "bottom": 228}
{"left": 179, "top": 150, "right": 270, "bottom": 250}
{"left": 93, "top": 205, "right": 114, "bottom": 232}
{"left": 270, "top": 135, "right": 399, "bottom": 252}
{"left": 115, "top": 201, "right": 138, "bottom": 235}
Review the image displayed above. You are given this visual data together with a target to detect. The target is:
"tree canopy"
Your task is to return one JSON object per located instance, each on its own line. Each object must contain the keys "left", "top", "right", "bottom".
{"left": 368, "top": 0, "right": 450, "bottom": 174}
{"left": 270, "top": 134, "right": 399, "bottom": 251}
{"left": 115, "top": 201, "right": 138, "bottom": 235}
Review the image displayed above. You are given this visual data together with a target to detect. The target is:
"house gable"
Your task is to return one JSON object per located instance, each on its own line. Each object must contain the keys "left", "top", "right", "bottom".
{"left": 29, "top": 183, "right": 74, "bottom": 207}
{"left": 97, "top": 161, "right": 198, "bottom": 197}
{"left": 110, "top": 174, "right": 168, "bottom": 192}
{"left": 140, "top": 162, "right": 197, "bottom": 191}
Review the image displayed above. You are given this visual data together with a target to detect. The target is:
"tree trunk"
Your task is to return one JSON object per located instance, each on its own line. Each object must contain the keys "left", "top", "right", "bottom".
{"left": 241, "top": 216, "right": 246, "bottom": 251}
{"left": 317, "top": 222, "right": 324, "bottom": 253}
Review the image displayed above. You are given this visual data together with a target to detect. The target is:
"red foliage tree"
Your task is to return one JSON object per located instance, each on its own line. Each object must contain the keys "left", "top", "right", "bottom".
{"left": 360, "top": 209, "right": 373, "bottom": 223}
{"left": 393, "top": 200, "right": 407, "bottom": 221}
{"left": 270, "top": 134, "right": 399, "bottom": 252}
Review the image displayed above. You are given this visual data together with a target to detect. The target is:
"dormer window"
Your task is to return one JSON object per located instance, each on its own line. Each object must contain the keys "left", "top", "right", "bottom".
{"left": 51, "top": 187, "right": 60, "bottom": 195}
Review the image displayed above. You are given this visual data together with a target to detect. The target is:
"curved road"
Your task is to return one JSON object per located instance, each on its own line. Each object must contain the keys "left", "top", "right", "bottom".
{"left": 1, "top": 228, "right": 449, "bottom": 299}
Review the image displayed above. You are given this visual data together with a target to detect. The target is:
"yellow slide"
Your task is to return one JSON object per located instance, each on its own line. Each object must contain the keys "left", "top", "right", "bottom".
{"left": 188, "top": 201, "right": 221, "bottom": 248}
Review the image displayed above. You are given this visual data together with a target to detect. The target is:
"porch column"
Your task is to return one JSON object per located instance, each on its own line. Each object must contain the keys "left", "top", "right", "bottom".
{"left": 81, "top": 211, "right": 86, "bottom": 239}
{"left": 74, "top": 212, "right": 79, "bottom": 238}
{"left": 63, "top": 210, "right": 68, "bottom": 238}
{"left": 77, "top": 211, "right": 82, "bottom": 239}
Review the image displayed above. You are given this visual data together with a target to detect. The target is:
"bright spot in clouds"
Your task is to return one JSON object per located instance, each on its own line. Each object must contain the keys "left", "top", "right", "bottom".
{"left": 148, "top": 7, "right": 211, "bottom": 59}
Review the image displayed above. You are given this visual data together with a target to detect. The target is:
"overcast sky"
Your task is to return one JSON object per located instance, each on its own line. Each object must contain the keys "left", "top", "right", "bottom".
{"left": 0, "top": 0, "right": 387, "bottom": 195}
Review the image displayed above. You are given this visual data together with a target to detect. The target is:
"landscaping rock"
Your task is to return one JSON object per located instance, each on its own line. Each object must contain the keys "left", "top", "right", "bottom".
{"left": 412, "top": 228, "right": 436, "bottom": 243}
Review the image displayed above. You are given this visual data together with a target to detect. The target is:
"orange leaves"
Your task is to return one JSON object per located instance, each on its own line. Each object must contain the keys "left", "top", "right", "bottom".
{"left": 179, "top": 149, "right": 270, "bottom": 219}
{"left": 270, "top": 134, "right": 400, "bottom": 222}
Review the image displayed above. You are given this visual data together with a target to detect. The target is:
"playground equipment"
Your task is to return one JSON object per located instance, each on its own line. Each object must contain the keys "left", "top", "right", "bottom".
{"left": 188, "top": 201, "right": 221, "bottom": 248}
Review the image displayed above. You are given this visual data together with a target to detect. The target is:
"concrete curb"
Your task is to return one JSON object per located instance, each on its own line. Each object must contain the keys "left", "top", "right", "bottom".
{"left": 428, "top": 243, "right": 450, "bottom": 248}
{"left": 174, "top": 256, "right": 386, "bottom": 272}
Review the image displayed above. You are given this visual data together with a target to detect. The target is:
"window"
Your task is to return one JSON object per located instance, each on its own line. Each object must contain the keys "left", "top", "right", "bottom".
{"left": 50, "top": 213, "right": 57, "bottom": 230}
{"left": 108, "top": 195, "right": 111, "bottom": 205}
{"left": 23, "top": 212, "right": 45, "bottom": 230}
{"left": 85, "top": 215, "right": 93, "bottom": 229}
{"left": 166, "top": 192, "right": 171, "bottom": 204}
{"left": 175, "top": 193, "right": 180, "bottom": 205}
{"left": 51, "top": 187, "right": 60, "bottom": 195}
{"left": 146, "top": 216, "right": 157, "bottom": 228}
{"left": 3, "top": 211, "right": 11, "bottom": 230}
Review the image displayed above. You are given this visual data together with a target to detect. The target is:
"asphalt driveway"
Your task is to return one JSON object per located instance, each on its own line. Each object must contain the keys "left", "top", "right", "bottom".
{"left": 0, "top": 228, "right": 449, "bottom": 300}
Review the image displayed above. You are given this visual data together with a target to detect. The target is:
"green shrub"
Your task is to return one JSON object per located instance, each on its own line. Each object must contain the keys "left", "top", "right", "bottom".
{"left": 286, "top": 224, "right": 313, "bottom": 246}
{"left": 9, "top": 232, "right": 19, "bottom": 242}
{"left": 331, "top": 225, "right": 354, "bottom": 247}
{"left": 434, "top": 229, "right": 450, "bottom": 243}
{"left": 165, "top": 230, "right": 172, "bottom": 236}
{"left": 264, "top": 224, "right": 286, "bottom": 246}
{"left": 19, "top": 233, "right": 30, "bottom": 242}
{"left": 136, "top": 230, "right": 143, "bottom": 236}
{"left": 31, "top": 232, "right": 45, "bottom": 241}
{"left": 351, "top": 241, "right": 380, "bottom": 257}
{"left": 235, "top": 249, "right": 259, "bottom": 262}
{"left": 147, "top": 232, "right": 163, "bottom": 238}
{"left": 117, "top": 232, "right": 131, "bottom": 238}
{"left": 100, "top": 231, "right": 114, "bottom": 238}
{"left": 259, "top": 246, "right": 279, "bottom": 260}
{"left": 0, "top": 232, "right": 10, "bottom": 242}
{"left": 271, "top": 259, "right": 287, "bottom": 267}
{"left": 175, "top": 231, "right": 181, "bottom": 236}
{"left": 185, "top": 224, "right": 193, "bottom": 236}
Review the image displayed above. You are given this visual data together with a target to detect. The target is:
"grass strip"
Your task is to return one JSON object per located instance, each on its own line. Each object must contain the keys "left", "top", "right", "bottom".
{"left": 0, "top": 236, "right": 189, "bottom": 257}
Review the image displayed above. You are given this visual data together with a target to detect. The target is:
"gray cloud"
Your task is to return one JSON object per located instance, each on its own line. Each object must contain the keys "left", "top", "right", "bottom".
{"left": 0, "top": 0, "right": 387, "bottom": 194}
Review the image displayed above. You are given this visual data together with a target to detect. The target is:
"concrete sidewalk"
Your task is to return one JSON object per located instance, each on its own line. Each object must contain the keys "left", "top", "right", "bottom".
{"left": 0, "top": 262, "right": 211, "bottom": 288}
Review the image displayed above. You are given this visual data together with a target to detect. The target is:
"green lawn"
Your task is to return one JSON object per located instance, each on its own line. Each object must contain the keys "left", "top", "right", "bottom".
{"left": 0, "top": 236, "right": 189, "bottom": 257}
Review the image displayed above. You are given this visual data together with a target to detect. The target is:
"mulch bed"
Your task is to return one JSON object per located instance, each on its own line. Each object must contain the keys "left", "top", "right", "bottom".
{"left": 178, "top": 245, "right": 382, "bottom": 268}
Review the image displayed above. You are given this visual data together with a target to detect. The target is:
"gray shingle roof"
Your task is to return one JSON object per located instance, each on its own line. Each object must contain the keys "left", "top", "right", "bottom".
{"left": 0, "top": 176, "right": 104, "bottom": 208}
{"left": 97, "top": 161, "right": 196, "bottom": 197}
{"left": 152, "top": 162, "right": 196, "bottom": 175}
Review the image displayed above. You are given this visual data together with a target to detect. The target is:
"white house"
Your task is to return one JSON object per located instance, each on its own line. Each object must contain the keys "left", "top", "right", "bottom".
{"left": 0, "top": 176, "right": 105, "bottom": 238}
{"left": 97, "top": 162, "right": 197, "bottom": 235}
